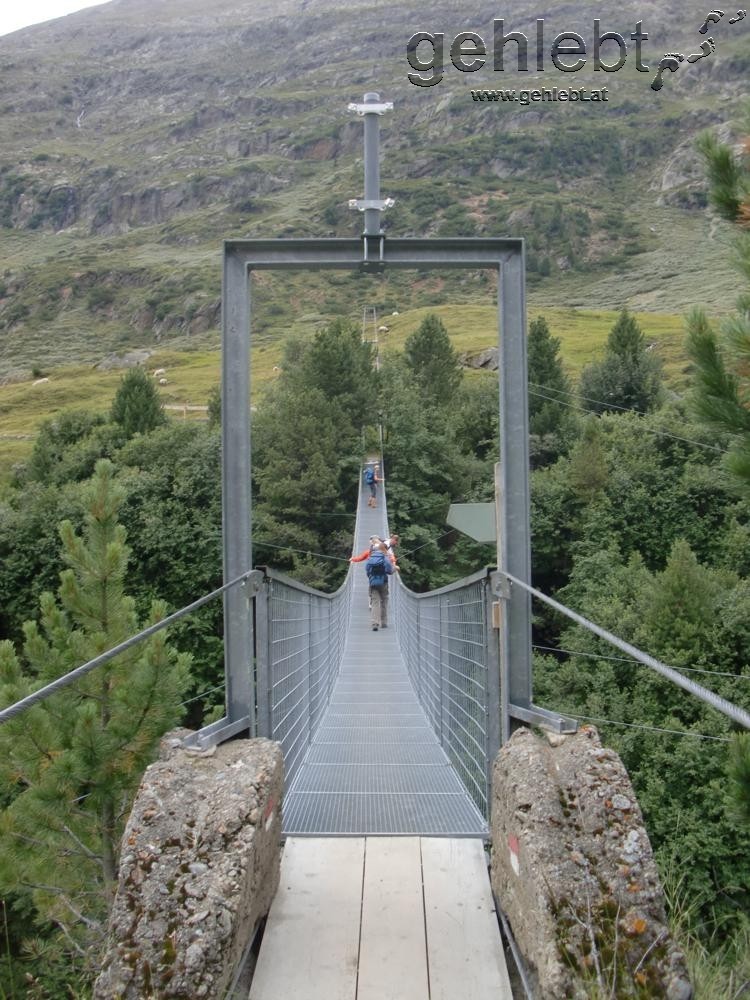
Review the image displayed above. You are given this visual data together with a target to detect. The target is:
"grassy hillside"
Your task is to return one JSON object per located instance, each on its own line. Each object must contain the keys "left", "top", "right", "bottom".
{"left": 0, "top": 0, "right": 747, "bottom": 382}
{"left": 0, "top": 303, "right": 695, "bottom": 485}
{"left": 0, "top": 0, "right": 745, "bottom": 485}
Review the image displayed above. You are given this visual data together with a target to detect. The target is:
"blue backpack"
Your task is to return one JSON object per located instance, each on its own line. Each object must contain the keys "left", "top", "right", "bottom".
{"left": 364, "top": 467, "right": 375, "bottom": 485}
{"left": 366, "top": 550, "right": 389, "bottom": 588}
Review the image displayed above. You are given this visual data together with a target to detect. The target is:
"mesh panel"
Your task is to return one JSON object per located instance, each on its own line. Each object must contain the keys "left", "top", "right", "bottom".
{"left": 394, "top": 576, "right": 491, "bottom": 817}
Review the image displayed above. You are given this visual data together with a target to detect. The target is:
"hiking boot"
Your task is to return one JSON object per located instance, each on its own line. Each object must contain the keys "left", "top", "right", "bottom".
{"left": 372, "top": 624, "right": 379, "bottom": 631}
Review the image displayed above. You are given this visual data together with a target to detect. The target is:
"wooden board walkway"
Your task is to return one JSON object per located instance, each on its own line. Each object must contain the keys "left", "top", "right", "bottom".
{"left": 248, "top": 837, "right": 513, "bottom": 1000}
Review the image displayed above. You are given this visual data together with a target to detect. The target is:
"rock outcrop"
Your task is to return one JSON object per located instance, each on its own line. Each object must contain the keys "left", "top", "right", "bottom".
{"left": 94, "top": 734, "right": 283, "bottom": 1000}
{"left": 460, "top": 347, "right": 498, "bottom": 371}
{"left": 491, "top": 726, "right": 691, "bottom": 1000}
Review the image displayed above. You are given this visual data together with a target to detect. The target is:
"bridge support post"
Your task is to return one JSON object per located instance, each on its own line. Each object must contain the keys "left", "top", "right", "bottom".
{"left": 484, "top": 574, "right": 502, "bottom": 806}
{"left": 221, "top": 248, "right": 255, "bottom": 738}
{"left": 498, "top": 252, "right": 533, "bottom": 744}
{"left": 255, "top": 576, "right": 272, "bottom": 738}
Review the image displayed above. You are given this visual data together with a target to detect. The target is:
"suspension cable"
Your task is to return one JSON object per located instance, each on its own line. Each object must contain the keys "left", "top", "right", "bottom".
{"left": 573, "top": 714, "right": 732, "bottom": 743}
{"left": 533, "top": 644, "right": 750, "bottom": 681}
{"left": 528, "top": 384, "right": 725, "bottom": 454}
{"left": 254, "top": 540, "right": 351, "bottom": 563}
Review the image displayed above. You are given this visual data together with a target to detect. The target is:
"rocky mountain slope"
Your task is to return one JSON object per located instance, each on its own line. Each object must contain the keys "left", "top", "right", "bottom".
{"left": 0, "top": 0, "right": 747, "bottom": 379}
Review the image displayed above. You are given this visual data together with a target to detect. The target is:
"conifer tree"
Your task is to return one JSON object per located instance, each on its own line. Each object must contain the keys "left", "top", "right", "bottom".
{"left": 527, "top": 315, "right": 577, "bottom": 465}
{"left": 404, "top": 313, "right": 463, "bottom": 405}
{"left": 295, "top": 318, "right": 377, "bottom": 427}
{"left": 568, "top": 416, "right": 608, "bottom": 500}
{"left": 686, "top": 118, "right": 750, "bottom": 827}
{"left": 728, "top": 733, "right": 750, "bottom": 823}
{"left": 110, "top": 366, "right": 166, "bottom": 438}
{"left": 579, "top": 308, "right": 662, "bottom": 414}
{"left": 0, "top": 460, "right": 190, "bottom": 968}
{"left": 687, "top": 119, "right": 750, "bottom": 488}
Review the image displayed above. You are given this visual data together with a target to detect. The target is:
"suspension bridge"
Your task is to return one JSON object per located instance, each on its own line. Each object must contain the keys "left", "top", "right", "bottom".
{"left": 3, "top": 457, "right": 748, "bottom": 997}
{"left": 245, "top": 468, "right": 511, "bottom": 998}
{"left": 2, "top": 92, "right": 749, "bottom": 999}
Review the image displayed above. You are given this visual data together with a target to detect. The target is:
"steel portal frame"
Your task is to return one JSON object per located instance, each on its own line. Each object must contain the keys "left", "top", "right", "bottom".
{"left": 217, "top": 233, "right": 573, "bottom": 748}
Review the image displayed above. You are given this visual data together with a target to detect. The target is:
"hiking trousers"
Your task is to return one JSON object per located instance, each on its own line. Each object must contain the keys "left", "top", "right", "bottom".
{"left": 370, "top": 584, "right": 388, "bottom": 628}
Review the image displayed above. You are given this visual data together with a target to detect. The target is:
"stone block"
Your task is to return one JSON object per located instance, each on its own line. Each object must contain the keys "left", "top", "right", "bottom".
{"left": 94, "top": 734, "right": 283, "bottom": 999}
{"left": 490, "top": 725, "right": 691, "bottom": 999}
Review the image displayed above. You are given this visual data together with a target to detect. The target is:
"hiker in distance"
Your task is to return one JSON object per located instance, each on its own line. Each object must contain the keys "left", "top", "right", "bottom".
{"left": 383, "top": 532, "right": 399, "bottom": 562}
{"left": 364, "top": 463, "right": 382, "bottom": 508}
{"left": 350, "top": 535, "right": 398, "bottom": 567}
{"left": 365, "top": 541, "right": 394, "bottom": 631}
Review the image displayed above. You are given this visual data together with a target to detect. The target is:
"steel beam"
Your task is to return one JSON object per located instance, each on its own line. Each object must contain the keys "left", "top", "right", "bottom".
{"left": 221, "top": 249, "right": 255, "bottom": 736}
{"left": 223, "top": 237, "right": 521, "bottom": 271}
{"left": 221, "top": 234, "right": 532, "bottom": 747}
{"left": 498, "top": 248, "right": 533, "bottom": 743}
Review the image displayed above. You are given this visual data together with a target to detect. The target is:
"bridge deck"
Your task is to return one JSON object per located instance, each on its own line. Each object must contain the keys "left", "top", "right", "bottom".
{"left": 282, "top": 472, "right": 487, "bottom": 836}
{"left": 247, "top": 837, "right": 513, "bottom": 1000}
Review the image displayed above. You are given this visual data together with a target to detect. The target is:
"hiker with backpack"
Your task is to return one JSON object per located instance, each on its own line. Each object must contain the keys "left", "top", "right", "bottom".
{"left": 364, "top": 463, "right": 382, "bottom": 508}
{"left": 365, "top": 542, "right": 394, "bottom": 631}
{"left": 350, "top": 535, "right": 398, "bottom": 567}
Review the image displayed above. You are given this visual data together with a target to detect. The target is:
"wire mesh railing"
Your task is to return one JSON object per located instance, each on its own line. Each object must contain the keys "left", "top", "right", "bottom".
{"left": 392, "top": 567, "right": 500, "bottom": 819}
{"left": 255, "top": 567, "right": 354, "bottom": 788}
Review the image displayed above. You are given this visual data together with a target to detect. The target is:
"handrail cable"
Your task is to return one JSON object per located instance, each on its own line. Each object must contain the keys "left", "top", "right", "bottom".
{"left": 502, "top": 570, "right": 750, "bottom": 730}
{"left": 0, "top": 567, "right": 261, "bottom": 726}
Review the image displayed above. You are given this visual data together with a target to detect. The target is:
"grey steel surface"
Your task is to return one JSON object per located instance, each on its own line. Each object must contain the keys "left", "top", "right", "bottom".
{"left": 392, "top": 563, "right": 499, "bottom": 818}
{"left": 363, "top": 91, "right": 385, "bottom": 237}
{"left": 498, "top": 249, "right": 533, "bottom": 743}
{"left": 256, "top": 568, "right": 353, "bottom": 789}
{"left": 222, "top": 247, "right": 255, "bottom": 735}
{"left": 282, "top": 474, "right": 487, "bottom": 836}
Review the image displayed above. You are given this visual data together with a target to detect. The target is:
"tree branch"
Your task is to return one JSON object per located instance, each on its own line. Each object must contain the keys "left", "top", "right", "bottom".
{"left": 62, "top": 824, "right": 103, "bottom": 864}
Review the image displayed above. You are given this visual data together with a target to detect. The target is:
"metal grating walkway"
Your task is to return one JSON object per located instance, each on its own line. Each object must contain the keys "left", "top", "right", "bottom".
{"left": 282, "top": 469, "right": 488, "bottom": 836}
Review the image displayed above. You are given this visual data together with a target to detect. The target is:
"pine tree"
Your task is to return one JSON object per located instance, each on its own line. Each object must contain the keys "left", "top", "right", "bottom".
{"left": 687, "top": 118, "right": 750, "bottom": 489}
{"left": 568, "top": 416, "right": 608, "bottom": 499}
{"left": 298, "top": 318, "right": 376, "bottom": 426}
{"left": 579, "top": 308, "right": 662, "bottom": 414}
{"left": 110, "top": 366, "right": 166, "bottom": 438}
{"left": 728, "top": 733, "right": 750, "bottom": 823}
{"left": 250, "top": 319, "right": 371, "bottom": 588}
{"left": 0, "top": 460, "right": 190, "bottom": 970}
{"left": 685, "top": 140, "right": 750, "bottom": 870}
{"left": 527, "top": 315, "right": 577, "bottom": 466}
{"left": 404, "top": 313, "right": 463, "bottom": 405}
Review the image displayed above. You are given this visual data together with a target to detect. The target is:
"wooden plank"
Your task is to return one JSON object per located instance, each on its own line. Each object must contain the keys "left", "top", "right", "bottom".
{"left": 248, "top": 837, "right": 364, "bottom": 1000}
{"left": 421, "top": 838, "right": 513, "bottom": 1000}
{"left": 357, "top": 837, "right": 429, "bottom": 1000}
